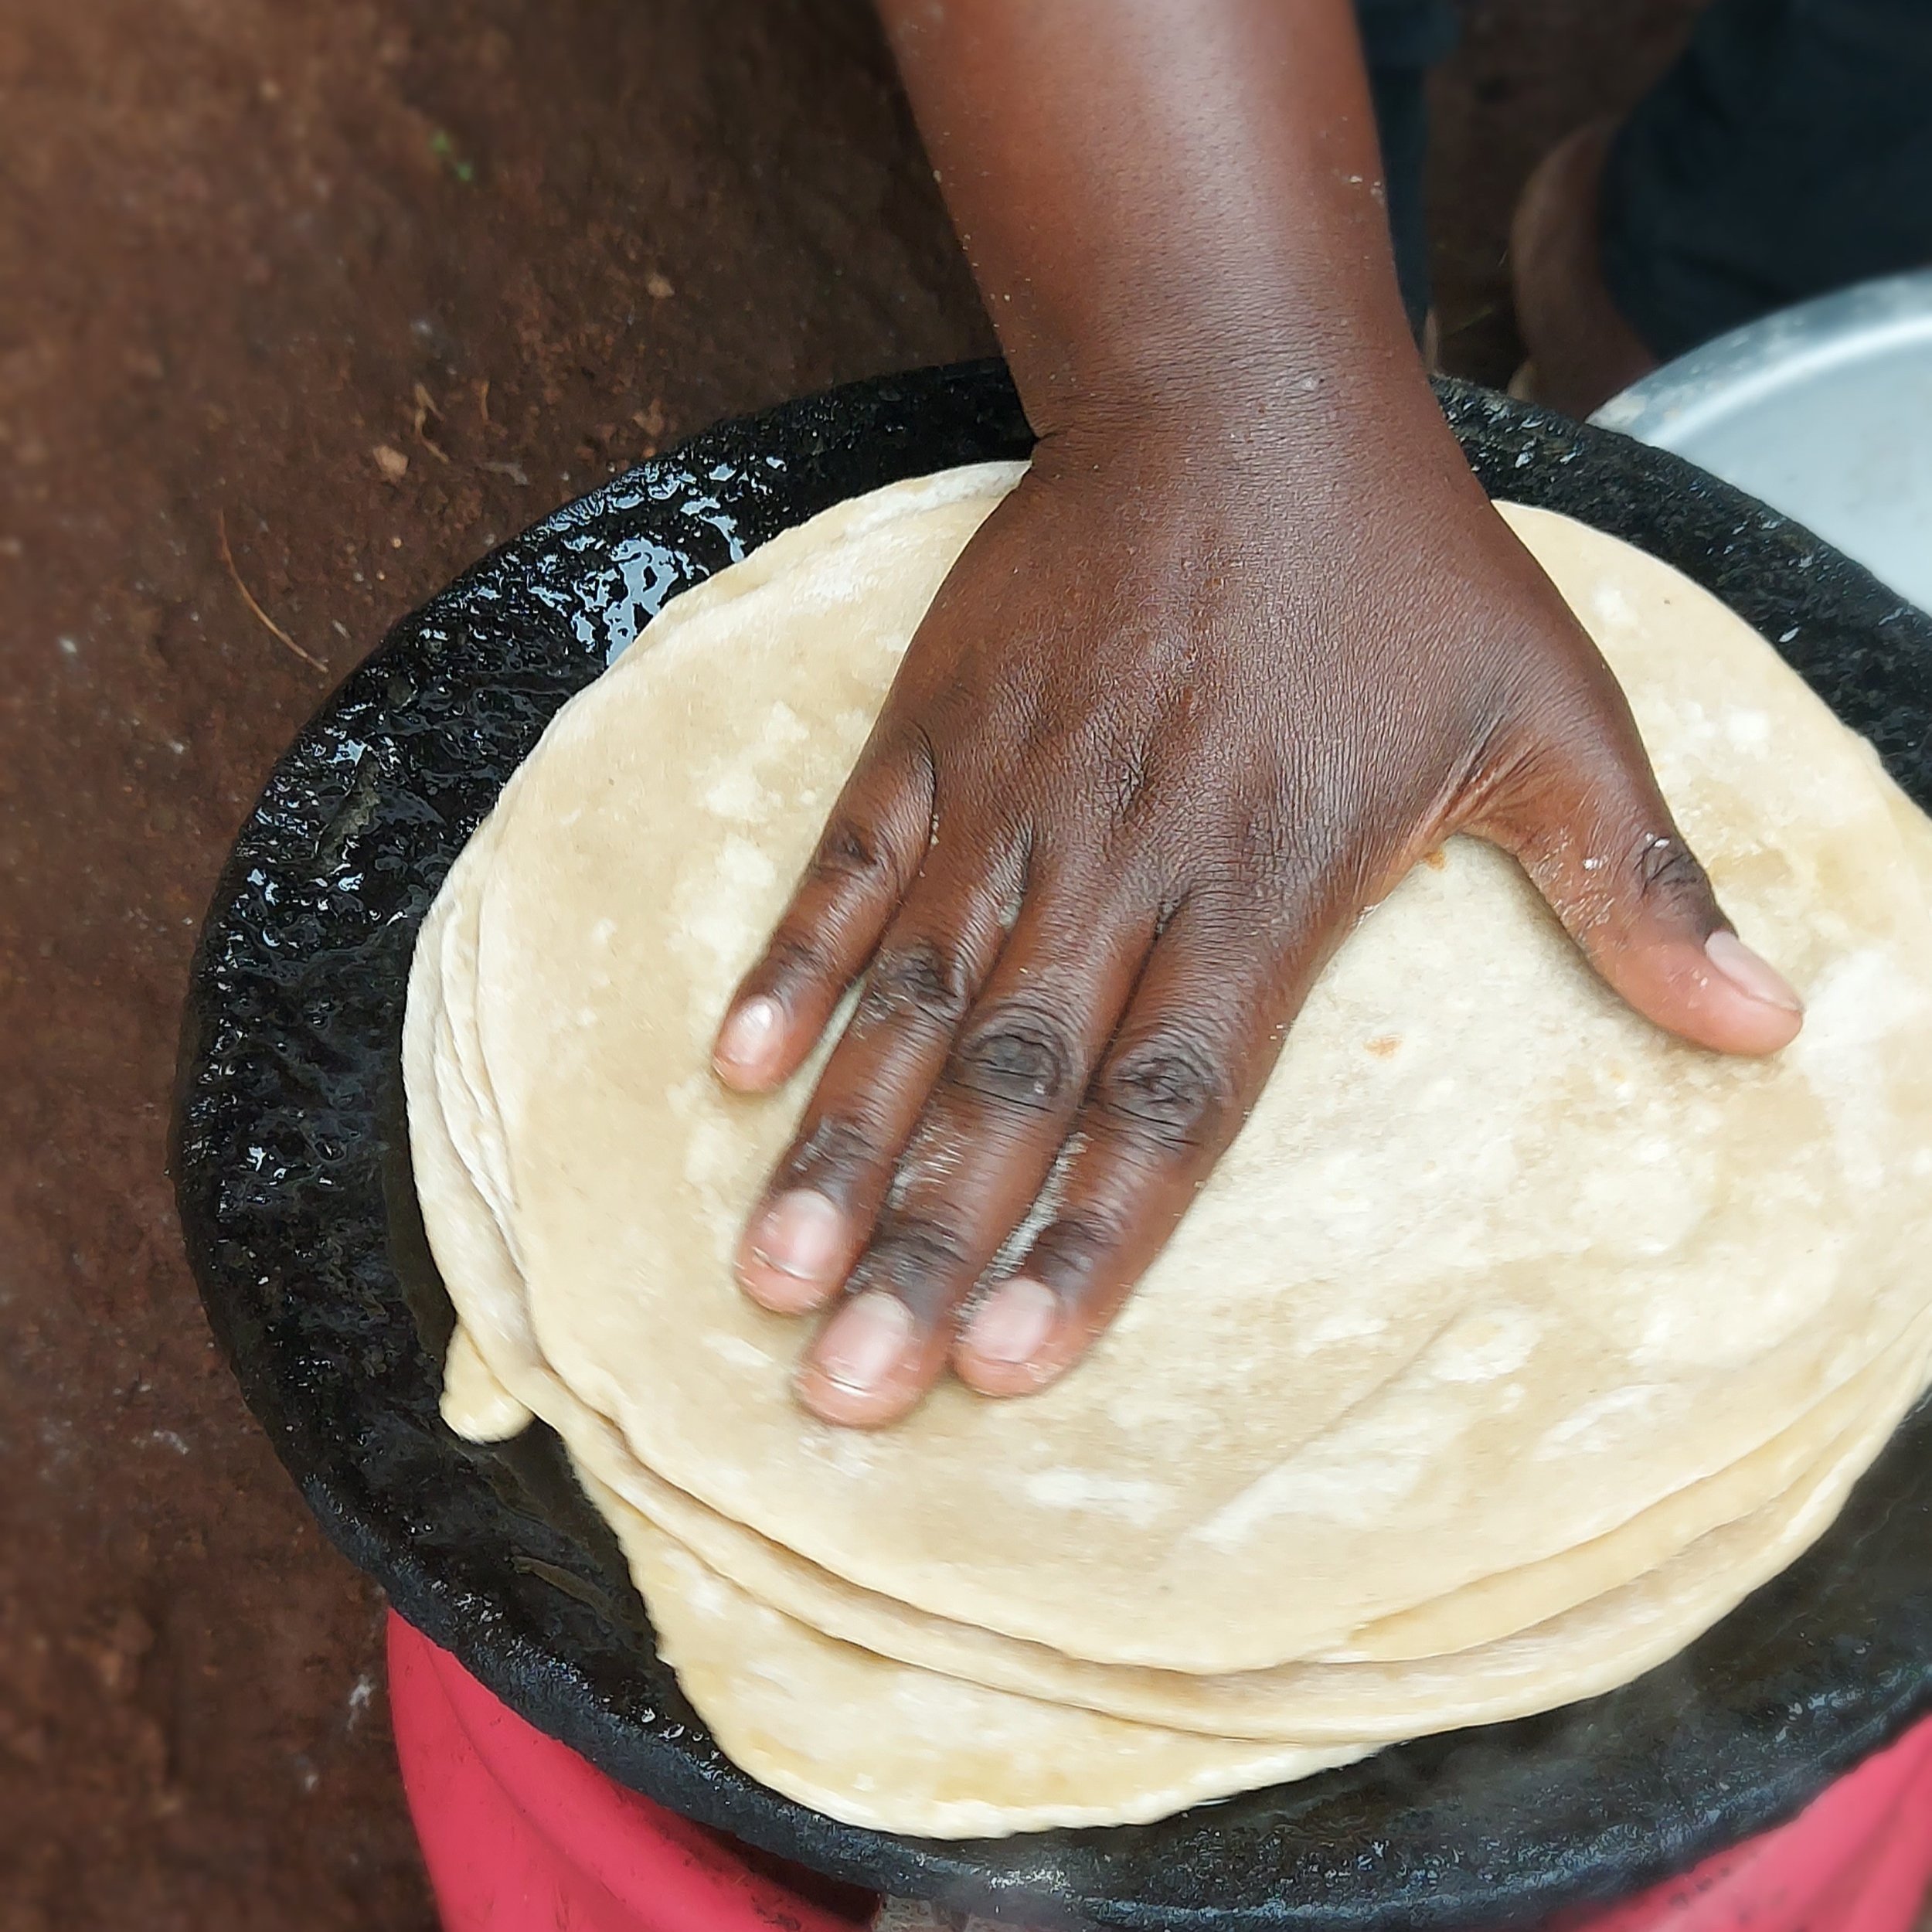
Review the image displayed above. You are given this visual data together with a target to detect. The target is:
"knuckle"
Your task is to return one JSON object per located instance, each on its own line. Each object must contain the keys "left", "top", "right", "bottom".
{"left": 1630, "top": 830, "right": 1712, "bottom": 908}
{"left": 760, "top": 931, "right": 835, "bottom": 997}
{"left": 1028, "top": 1211, "right": 1129, "bottom": 1287}
{"left": 781, "top": 1114, "right": 881, "bottom": 1197}
{"left": 948, "top": 1006, "right": 1078, "bottom": 1114}
{"left": 856, "top": 938, "right": 969, "bottom": 1032}
{"left": 812, "top": 817, "right": 892, "bottom": 888}
{"left": 1094, "top": 1029, "right": 1227, "bottom": 1151}
{"left": 858, "top": 1215, "right": 975, "bottom": 1309}
{"left": 1106, "top": 737, "right": 1155, "bottom": 833}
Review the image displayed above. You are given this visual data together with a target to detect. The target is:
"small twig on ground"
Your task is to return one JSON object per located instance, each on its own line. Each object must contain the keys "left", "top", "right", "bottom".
{"left": 411, "top": 382, "right": 452, "bottom": 464}
{"left": 216, "top": 509, "right": 327, "bottom": 672}
{"left": 475, "top": 376, "right": 491, "bottom": 427}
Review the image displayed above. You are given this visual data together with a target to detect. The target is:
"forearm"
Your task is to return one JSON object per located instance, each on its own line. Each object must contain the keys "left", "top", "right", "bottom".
{"left": 874, "top": 0, "right": 1427, "bottom": 433}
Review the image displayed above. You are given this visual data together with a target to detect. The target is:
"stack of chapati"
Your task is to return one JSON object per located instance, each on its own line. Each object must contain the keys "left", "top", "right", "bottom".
{"left": 403, "top": 464, "right": 1932, "bottom": 1838}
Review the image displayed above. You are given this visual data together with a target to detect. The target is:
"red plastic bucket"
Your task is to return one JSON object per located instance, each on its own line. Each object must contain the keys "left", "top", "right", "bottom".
{"left": 388, "top": 1612, "right": 1932, "bottom": 1932}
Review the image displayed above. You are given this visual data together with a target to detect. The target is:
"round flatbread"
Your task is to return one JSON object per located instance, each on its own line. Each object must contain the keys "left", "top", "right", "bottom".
{"left": 419, "top": 832, "right": 1932, "bottom": 1733}
{"left": 584, "top": 1464, "right": 1370, "bottom": 1838}
{"left": 414, "top": 967, "right": 1932, "bottom": 1754}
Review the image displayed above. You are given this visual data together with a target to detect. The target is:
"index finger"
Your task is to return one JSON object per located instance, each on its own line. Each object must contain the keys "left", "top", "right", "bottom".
{"left": 713, "top": 737, "right": 931, "bottom": 1092}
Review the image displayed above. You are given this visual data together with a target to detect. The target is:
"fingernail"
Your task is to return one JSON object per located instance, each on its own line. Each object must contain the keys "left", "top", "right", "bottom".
{"left": 716, "top": 995, "right": 781, "bottom": 1071}
{"left": 750, "top": 1191, "right": 845, "bottom": 1282}
{"left": 963, "top": 1278, "right": 1059, "bottom": 1366}
{"left": 812, "top": 1292, "right": 915, "bottom": 1392}
{"left": 1706, "top": 930, "right": 1803, "bottom": 1014}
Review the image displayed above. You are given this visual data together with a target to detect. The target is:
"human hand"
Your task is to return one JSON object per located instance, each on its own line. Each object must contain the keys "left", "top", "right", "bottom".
{"left": 711, "top": 392, "right": 1802, "bottom": 1428}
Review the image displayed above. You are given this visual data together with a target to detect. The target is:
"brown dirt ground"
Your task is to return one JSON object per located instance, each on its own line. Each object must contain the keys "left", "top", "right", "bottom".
{"left": 0, "top": 2, "right": 1747, "bottom": 1927}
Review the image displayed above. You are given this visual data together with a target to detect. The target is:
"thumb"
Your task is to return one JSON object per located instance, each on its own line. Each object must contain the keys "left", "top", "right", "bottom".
{"left": 1474, "top": 719, "right": 1804, "bottom": 1058}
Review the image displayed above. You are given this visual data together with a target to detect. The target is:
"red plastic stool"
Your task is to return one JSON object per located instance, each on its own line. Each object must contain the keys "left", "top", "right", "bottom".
{"left": 388, "top": 1612, "right": 1932, "bottom": 1932}
{"left": 387, "top": 1613, "right": 874, "bottom": 1932}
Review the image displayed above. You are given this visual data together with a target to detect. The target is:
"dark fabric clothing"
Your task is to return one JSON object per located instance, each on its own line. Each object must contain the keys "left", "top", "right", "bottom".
{"left": 1355, "top": 0, "right": 1461, "bottom": 70}
{"left": 1600, "top": 0, "right": 1932, "bottom": 359}
{"left": 1352, "top": 0, "right": 1932, "bottom": 364}
{"left": 1365, "top": 60, "right": 1437, "bottom": 337}
{"left": 1355, "top": 0, "right": 1460, "bottom": 335}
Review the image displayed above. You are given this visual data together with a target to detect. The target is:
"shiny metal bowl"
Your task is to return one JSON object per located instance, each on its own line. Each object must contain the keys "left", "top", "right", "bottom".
{"left": 1595, "top": 270, "right": 1932, "bottom": 615}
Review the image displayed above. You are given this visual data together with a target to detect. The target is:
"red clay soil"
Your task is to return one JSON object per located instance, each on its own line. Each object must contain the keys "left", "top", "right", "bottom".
{"left": 0, "top": 3, "right": 1699, "bottom": 1927}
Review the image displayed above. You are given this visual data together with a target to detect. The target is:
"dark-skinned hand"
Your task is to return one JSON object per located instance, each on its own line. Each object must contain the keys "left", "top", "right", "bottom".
{"left": 712, "top": 396, "right": 1799, "bottom": 1426}
{"left": 708, "top": 0, "right": 1804, "bottom": 1427}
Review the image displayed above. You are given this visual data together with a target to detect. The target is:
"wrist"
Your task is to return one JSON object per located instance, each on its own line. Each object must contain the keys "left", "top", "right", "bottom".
{"left": 1007, "top": 243, "right": 1430, "bottom": 434}
{"left": 1029, "top": 315, "right": 1445, "bottom": 474}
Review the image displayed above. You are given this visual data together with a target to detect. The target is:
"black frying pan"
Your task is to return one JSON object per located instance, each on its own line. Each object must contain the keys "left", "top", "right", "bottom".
{"left": 172, "top": 362, "right": 1932, "bottom": 1930}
